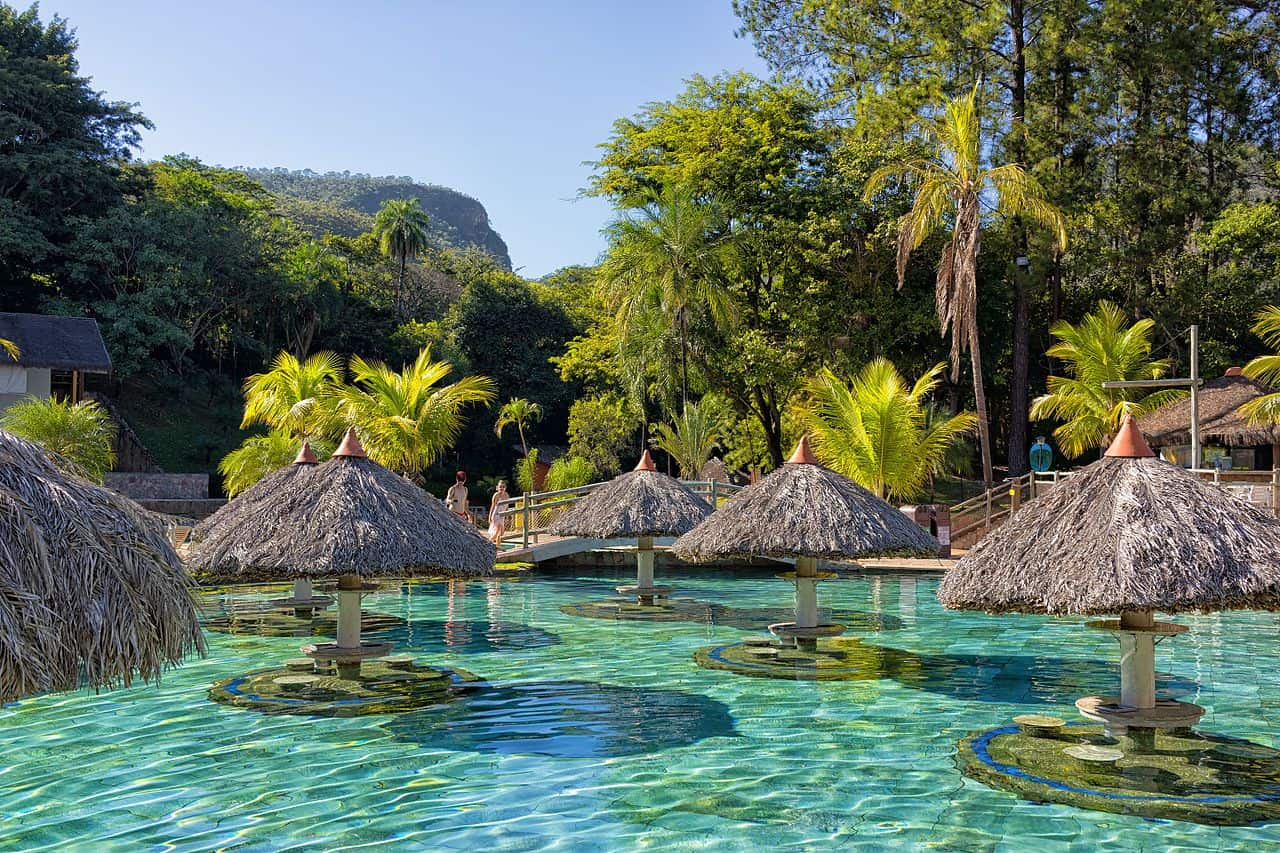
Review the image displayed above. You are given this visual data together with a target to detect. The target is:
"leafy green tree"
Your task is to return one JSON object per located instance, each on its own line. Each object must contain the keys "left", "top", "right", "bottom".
{"left": 219, "top": 431, "right": 334, "bottom": 497}
{"left": 863, "top": 87, "right": 1066, "bottom": 486}
{"left": 494, "top": 397, "right": 543, "bottom": 466}
{"left": 567, "top": 394, "right": 641, "bottom": 476}
{"left": 372, "top": 197, "right": 431, "bottom": 314}
{"left": 279, "top": 240, "right": 344, "bottom": 356}
{"left": 0, "top": 5, "right": 148, "bottom": 303}
{"left": 1, "top": 397, "right": 117, "bottom": 481}
{"left": 240, "top": 351, "right": 344, "bottom": 439}
{"left": 544, "top": 456, "right": 598, "bottom": 490}
{"left": 651, "top": 400, "right": 722, "bottom": 478}
{"left": 332, "top": 348, "right": 496, "bottom": 478}
{"left": 601, "top": 185, "right": 735, "bottom": 410}
{"left": 1030, "top": 302, "right": 1178, "bottom": 459}
{"left": 515, "top": 448, "right": 539, "bottom": 495}
{"left": 802, "top": 360, "right": 977, "bottom": 501}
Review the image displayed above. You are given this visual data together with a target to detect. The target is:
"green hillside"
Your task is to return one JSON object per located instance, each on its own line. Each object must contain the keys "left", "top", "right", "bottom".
{"left": 242, "top": 168, "right": 512, "bottom": 269}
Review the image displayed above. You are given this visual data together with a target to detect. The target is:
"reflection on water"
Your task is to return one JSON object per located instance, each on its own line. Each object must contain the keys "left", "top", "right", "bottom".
{"left": 863, "top": 641, "right": 1198, "bottom": 704}
{"left": 712, "top": 606, "right": 902, "bottom": 632}
{"left": 384, "top": 680, "right": 738, "bottom": 758}
{"left": 368, "top": 619, "right": 561, "bottom": 653}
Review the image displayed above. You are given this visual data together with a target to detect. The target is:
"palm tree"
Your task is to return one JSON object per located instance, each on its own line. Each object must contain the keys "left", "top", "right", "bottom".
{"left": 372, "top": 197, "right": 431, "bottom": 315}
{"left": 863, "top": 86, "right": 1067, "bottom": 487}
{"left": 601, "top": 184, "right": 734, "bottom": 411}
{"left": 651, "top": 400, "right": 721, "bottom": 478}
{"left": 1, "top": 338, "right": 18, "bottom": 360}
{"left": 802, "top": 360, "right": 978, "bottom": 501}
{"left": 241, "top": 350, "right": 344, "bottom": 439}
{"left": 219, "top": 430, "right": 333, "bottom": 496}
{"left": 332, "top": 347, "right": 496, "bottom": 478}
{"left": 1030, "top": 301, "right": 1179, "bottom": 459}
{"left": 1242, "top": 307, "right": 1280, "bottom": 425}
{"left": 494, "top": 397, "right": 544, "bottom": 467}
{"left": 1, "top": 396, "right": 117, "bottom": 481}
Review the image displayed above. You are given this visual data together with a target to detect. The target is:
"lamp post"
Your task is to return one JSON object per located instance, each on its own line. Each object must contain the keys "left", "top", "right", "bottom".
{"left": 1101, "top": 324, "right": 1201, "bottom": 468}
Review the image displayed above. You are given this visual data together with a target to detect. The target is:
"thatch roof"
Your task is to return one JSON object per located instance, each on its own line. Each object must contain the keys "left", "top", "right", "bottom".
{"left": 0, "top": 429, "right": 203, "bottom": 703}
{"left": 193, "top": 442, "right": 317, "bottom": 544}
{"left": 938, "top": 415, "right": 1280, "bottom": 615}
{"left": 548, "top": 451, "right": 712, "bottom": 538}
{"left": 0, "top": 312, "right": 112, "bottom": 372}
{"left": 672, "top": 438, "right": 938, "bottom": 562}
{"left": 188, "top": 429, "right": 495, "bottom": 583}
{"left": 1137, "top": 369, "right": 1280, "bottom": 447}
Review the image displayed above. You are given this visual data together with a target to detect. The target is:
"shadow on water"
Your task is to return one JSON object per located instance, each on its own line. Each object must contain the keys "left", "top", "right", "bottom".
{"left": 383, "top": 680, "right": 738, "bottom": 758}
{"left": 367, "top": 619, "right": 561, "bottom": 654}
{"left": 712, "top": 606, "right": 902, "bottom": 633}
{"left": 825, "top": 640, "right": 1198, "bottom": 704}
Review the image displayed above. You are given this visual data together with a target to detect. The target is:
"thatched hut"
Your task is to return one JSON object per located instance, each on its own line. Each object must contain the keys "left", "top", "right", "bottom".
{"left": 549, "top": 450, "right": 712, "bottom": 603}
{"left": 674, "top": 437, "right": 937, "bottom": 647}
{"left": 189, "top": 428, "right": 495, "bottom": 675}
{"left": 193, "top": 442, "right": 328, "bottom": 609}
{"left": 0, "top": 429, "right": 203, "bottom": 702}
{"left": 1137, "top": 367, "right": 1280, "bottom": 468}
{"left": 939, "top": 414, "right": 1280, "bottom": 739}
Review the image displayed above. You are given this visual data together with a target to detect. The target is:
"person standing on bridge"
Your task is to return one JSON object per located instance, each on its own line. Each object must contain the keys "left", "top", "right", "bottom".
{"left": 487, "top": 480, "right": 509, "bottom": 543}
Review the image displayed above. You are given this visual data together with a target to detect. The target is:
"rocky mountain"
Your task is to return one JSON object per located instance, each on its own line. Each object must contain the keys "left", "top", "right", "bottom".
{"left": 242, "top": 168, "right": 512, "bottom": 269}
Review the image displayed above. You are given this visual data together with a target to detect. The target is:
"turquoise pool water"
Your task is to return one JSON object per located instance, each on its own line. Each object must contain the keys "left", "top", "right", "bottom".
{"left": 2, "top": 566, "right": 1279, "bottom": 850}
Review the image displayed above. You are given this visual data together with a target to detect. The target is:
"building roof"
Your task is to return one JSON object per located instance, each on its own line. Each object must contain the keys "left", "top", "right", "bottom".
{"left": 0, "top": 313, "right": 112, "bottom": 373}
{"left": 1136, "top": 368, "right": 1280, "bottom": 448}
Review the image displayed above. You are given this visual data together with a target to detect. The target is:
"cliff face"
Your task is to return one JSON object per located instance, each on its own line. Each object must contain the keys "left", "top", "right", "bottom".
{"left": 242, "top": 168, "right": 512, "bottom": 270}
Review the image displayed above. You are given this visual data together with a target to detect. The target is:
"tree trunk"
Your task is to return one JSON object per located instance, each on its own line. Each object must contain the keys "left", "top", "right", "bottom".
{"left": 678, "top": 309, "right": 690, "bottom": 413}
{"left": 1006, "top": 0, "right": 1031, "bottom": 478}
{"left": 397, "top": 254, "right": 407, "bottom": 316}
{"left": 970, "top": 323, "right": 995, "bottom": 487}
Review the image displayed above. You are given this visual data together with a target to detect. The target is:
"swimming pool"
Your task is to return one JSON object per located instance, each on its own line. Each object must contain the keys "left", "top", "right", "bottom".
{"left": 1, "top": 566, "right": 1277, "bottom": 850}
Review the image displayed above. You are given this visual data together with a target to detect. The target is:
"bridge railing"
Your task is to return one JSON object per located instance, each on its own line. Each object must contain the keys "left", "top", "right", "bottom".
{"left": 497, "top": 479, "right": 742, "bottom": 550}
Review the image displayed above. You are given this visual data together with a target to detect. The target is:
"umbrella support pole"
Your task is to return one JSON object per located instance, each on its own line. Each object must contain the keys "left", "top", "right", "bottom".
{"left": 335, "top": 574, "right": 364, "bottom": 679}
{"left": 616, "top": 538, "right": 673, "bottom": 605}
{"left": 793, "top": 557, "right": 820, "bottom": 651}
{"left": 1118, "top": 610, "right": 1156, "bottom": 710}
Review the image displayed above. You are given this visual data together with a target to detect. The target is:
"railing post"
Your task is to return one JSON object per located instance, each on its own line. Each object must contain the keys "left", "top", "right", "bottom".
{"left": 521, "top": 493, "right": 530, "bottom": 550}
{"left": 1272, "top": 468, "right": 1279, "bottom": 517}
{"left": 984, "top": 488, "right": 993, "bottom": 531}
{"left": 709, "top": 479, "right": 718, "bottom": 508}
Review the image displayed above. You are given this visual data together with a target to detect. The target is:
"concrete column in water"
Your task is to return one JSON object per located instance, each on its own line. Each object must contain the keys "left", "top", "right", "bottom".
{"left": 794, "top": 556, "right": 819, "bottom": 629}
{"left": 636, "top": 536, "right": 655, "bottom": 588}
{"left": 336, "top": 573, "right": 363, "bottom": 649}
{"left": 1118, "top": 609, "right": 1156, "bottom": 709}
{"left": 294, "top": 577, "right": 313, "bottom": 601}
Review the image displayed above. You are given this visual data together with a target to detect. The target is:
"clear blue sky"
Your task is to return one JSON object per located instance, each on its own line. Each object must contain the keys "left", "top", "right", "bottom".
{"left": 46, "top": 1, "right": 767, "bottom": 277}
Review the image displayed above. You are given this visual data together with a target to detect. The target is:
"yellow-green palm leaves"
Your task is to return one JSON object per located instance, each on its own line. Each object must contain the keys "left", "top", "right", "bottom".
{"left": 1030, "top": 302, "right": 1178, "bottom": 458}
{"left": 495, "top": 397, "right": 543, "bottom": 463}
{"left": 862, "top": 85, "right": 1067, "bottom": 486}
{"left": 1, "top": 396, "right": 117, "bottom": 482}
{"left": 240, "top": 350, "right": 344, "bottom": 438}
{"left": 332, "top": 348, "right": 496, "bottom": 476}
{"left": 802, "top": 360, "right": 977, "bottom": 501}
{"left": 218, "top": 431, "right": 333, "bottom": 497}
{"left": 1242, "top": 307, "right": 1280, "bottom": 424}
{"left": 0, "top": 338, "right": 18, "bottom": 360}
{"left": 651, "top": 399, "right": 721, "bottom": 478}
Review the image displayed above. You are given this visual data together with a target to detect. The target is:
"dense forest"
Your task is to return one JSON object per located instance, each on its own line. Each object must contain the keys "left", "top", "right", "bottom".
{"left": 3, "top": 2, "right": 1280, "bottom": 501}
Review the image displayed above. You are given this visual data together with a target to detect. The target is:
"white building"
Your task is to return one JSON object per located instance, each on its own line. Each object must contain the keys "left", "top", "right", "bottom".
{"left": 0, "top": 313, "right": 112, "bottom": 414}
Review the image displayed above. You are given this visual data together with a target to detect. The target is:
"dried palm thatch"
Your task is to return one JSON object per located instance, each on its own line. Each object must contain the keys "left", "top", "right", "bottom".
{"left": 939, "top": 415, "right": 1280, "bottom": 615}
{"left": 0, "top": 429, "right": 203, "bottom": 703}
{"left": 1137, "top": 370, "right": 1280, "bottom": 448}
{"left": 673, "top": 438, "right": 939, "bottom": 562}
{"left": 194, "top": 442, "right": 318, "bottom": 544}
{"left": 548, "top": 451, "right": 711, "bottom": 539}
{"left": 189, "top": 429, "right": 495, "bottom": 583}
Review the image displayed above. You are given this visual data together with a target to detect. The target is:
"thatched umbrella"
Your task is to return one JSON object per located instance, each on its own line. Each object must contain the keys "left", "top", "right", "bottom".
{"left": 938, "top": 414, "right": 1280, "bottom": 738}
{"left": 549, "top": 450, "right": 712, "bottom": 603}
{"left": 194, "top": 442, "right": 329, "bottom": 611}
{"left": 0, "top": 429, "right": 203, "bottom": 702}
{"left": 674, "top": 437, "right": 938, "bottom": 647}
{"left": 189, "top": 428, "right": 496, "bottom": 676}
